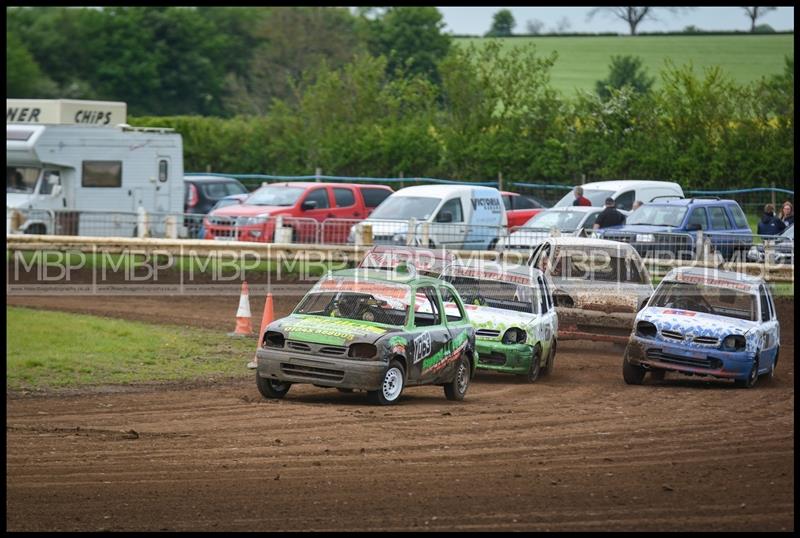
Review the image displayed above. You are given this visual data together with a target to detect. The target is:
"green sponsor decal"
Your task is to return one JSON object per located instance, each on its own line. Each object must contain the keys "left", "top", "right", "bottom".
{"left": 421, "top": 330, "right": 469, "bottom": 372}
{"left": 283, "top": 316, "right": 388, "bottom": 344}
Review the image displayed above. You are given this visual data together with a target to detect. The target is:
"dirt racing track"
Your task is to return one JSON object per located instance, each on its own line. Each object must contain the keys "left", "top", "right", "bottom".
{"left": 6, "top": 290, "right": 795, "bottom": 531}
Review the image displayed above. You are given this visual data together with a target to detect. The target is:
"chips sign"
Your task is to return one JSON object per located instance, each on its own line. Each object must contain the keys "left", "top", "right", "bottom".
{"left": 6, "top": 99, "right": 127, "bottom": 126}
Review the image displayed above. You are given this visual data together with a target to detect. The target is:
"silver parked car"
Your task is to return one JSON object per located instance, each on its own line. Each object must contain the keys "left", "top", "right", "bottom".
{"left": 499, "top": 206, "right": 628, "bottom": 251}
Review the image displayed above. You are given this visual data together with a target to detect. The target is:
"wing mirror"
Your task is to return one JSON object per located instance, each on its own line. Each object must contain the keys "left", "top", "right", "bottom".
{"left": 301, "top": 200, "right": 318, "bottom": 211}
{"left": 436, "top": 211, "right": 453, "bottom": 223}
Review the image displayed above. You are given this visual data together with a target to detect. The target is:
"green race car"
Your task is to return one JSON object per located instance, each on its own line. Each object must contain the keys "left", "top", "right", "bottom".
{"left": 442, "top": 260, "right": 558, "bottom": 382}
{"left": 255, "top": 266, "right": 477, "bottom": 405}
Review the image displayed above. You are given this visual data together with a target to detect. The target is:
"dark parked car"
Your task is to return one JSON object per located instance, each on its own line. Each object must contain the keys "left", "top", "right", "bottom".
{"left": 747, "top": 224, "right": 794, "bottom": 265}
{"left": 184, "top": 175, "right": 249, "bottom": 238}
{"left": 598, "top": 198, "right": 753, "bottom": 261}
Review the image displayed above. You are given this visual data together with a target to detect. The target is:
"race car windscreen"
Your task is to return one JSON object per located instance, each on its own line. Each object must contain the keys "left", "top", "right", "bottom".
{"left": 551, "top": 249, "right": 648, "bottom": 284}
{"left": 444, "top": 275, "right": 537, "bottom": 314}
{"left": 294, "top": 278, "right": 411, "bottom": 326}
{"left": 649, "top": 281, "right": 757, "bottom": 321}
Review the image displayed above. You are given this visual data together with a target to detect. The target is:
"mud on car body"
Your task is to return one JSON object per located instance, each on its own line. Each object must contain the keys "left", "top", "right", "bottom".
{"left": 528, "top": 237, "right": 654, "bottom": 313}
{"left": 623, "top": 267, "right": 780, "bottom": 388}
{"left": 441, "top": 260, "right": 557, "bottom": 382}
{"left": 255, "top": 267, "right": 477, "bottom": 405}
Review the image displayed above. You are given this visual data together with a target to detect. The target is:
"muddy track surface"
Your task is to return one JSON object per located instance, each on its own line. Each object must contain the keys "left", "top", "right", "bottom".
{"left": 6, "top": 347, "right": 795, "bottom": 531}
{"left": 6, "top": 283, "right": 795, "bottom": 531}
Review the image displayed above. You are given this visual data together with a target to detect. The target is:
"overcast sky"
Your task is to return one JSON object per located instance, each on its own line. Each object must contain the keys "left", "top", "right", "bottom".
{"left": 436, "top": 6, "right": 795, "bottom": 35}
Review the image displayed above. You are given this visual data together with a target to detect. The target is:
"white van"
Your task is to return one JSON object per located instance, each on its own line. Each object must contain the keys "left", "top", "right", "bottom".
{"left": 7, "top": 99, "right": 184, "bottom": 237}
{"left": 553, "top": 180, "right": 684, "bottom": 211}
{"left": 351, "top": 185, "right": 507, "bottom": 250}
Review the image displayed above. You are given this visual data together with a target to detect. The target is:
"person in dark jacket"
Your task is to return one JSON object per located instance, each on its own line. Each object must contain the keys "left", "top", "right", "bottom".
{"left": 757, "top": 203, "right": 787, "bottom": 236}
{"left": 593, "top": 197, "right": 626, "bottom": 230}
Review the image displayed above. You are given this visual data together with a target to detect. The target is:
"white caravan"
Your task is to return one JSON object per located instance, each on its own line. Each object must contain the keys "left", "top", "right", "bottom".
{"left": 7, "top": 99, "right": 184, "bottom": 237}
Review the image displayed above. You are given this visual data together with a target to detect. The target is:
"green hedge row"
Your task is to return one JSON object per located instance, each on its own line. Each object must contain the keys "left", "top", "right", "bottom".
{"left": 129, "top": 45, "right": 793, "bottom": 191}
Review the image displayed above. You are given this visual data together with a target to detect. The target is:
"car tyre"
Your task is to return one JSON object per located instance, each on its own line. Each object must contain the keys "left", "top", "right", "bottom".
{"left": 734, "top": 357, "right": 759, "bottom": 389}
{"left": 650, "top": 369, "right": 666, "bottom": 381}
{"left": 541, "top": 340, "right": 556, "bottom": 377}
{"left": 256, "top": 373, "right": 292, "bottom": 399}
{"left": 367, "top": 360, "right": 405, "bottom": 405}
{"left": 622, "top": 357, "right": 646, "bottom": 385}
{"left": 524, "top": 348, "right": 542, "bottom": 383}
{"left": 444, "top": 355, "right": 471, "bottom": 401}
{"left": 767, "top": 347, "right": 779, "bottom": 381}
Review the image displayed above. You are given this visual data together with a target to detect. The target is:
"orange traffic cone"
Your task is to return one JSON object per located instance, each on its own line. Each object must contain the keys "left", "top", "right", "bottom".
{"left": 248, "top": 293, "right": 275, "bottom": 369}
{"left": 229, "top": 281, "right": 253, "bottom": 337}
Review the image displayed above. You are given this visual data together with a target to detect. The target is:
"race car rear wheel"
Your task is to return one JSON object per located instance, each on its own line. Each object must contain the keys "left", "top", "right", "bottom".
{"left": 734, "top": 358, "right": 759, "bottom": 389}
{"left": 444, "top": 355, "right": 471, "bottom": 401}
{"left": 256, "top": 373, "right": 292, "bottom": 399}
{"left": 622, "top": 358, "right": 646, "bottom": 385}
{"left": 368, "top": 360, "right": 405, "bottom": 405}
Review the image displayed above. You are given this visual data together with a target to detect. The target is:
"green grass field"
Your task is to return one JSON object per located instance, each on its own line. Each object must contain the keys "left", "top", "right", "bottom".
{"left": 6, "top": 307, "right": 255, "bottom": 390}
{"left": 456, "top": 35, "right": 793, "bottom": 95}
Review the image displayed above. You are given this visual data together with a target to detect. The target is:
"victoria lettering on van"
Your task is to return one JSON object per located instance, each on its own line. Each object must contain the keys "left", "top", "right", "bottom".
{"left": 471, "top": 197, "right": 502, "bottom": 213}
{"left": 7, "top": 107, "right": 41, "bottom": 123}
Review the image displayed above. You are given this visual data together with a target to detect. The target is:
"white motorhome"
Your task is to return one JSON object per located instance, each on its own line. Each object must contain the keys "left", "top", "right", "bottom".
{"left": 350, "top": 184, "right": 508, "bottom": 250}
{"left": 7, "top": 99, "right": 184, "bottom": 236}
{"left": 553, "top": 180, "right": 684, "bottom": 211}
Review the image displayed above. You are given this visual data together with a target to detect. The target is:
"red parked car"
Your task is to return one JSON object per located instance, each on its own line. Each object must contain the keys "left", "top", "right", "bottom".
{"left": 502, "top": 191, "right": 547, "bottom": 229}
{"left": 204, "top": 182, "right": 393, "bottom": 243}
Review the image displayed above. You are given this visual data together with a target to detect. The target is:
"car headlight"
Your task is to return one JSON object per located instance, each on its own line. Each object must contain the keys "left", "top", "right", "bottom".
{"left": 236, "top": 217, "right": 264, "bottom": 226}
{"left": 348, "top": 343, "right": 377, "bottom": 359}
{"left": 636, "top": 234, "right": 655, "bottom": 243}
{"left": 502, "top": 328, "right": 527, "bottom": 345}
{"left": 722, "top": 335, "right": 746, "bottom": 351}
{"left": 263, "top": 331, "right": 285, "bottom": 348}
{"left": 636, "top": 321, "right": 657, "bottom": 338}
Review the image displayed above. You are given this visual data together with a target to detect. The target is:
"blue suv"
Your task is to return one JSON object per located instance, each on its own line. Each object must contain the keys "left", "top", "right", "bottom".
{"left": 598, "top": 197, "right": 753, "bottom": 261}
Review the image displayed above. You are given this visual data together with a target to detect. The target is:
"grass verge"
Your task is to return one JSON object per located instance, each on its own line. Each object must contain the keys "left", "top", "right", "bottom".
{"left": 7, "top": 307, "right": 256, "bottom": 391}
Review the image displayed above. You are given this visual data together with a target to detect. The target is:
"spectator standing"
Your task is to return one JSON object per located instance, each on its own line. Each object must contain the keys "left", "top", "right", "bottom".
{"left": 779, "top": 201, "right": 794, "bottom": 227}
{"left": 757, "top": 203, "right": 787, "bottom": 236}
{"left": 572, "top": 186, "right": 592, "bottom": 207}
{"left": 593, "top": 197, "right": 627, "bottom": 230}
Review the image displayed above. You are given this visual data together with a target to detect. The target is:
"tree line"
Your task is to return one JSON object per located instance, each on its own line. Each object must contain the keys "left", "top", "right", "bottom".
{"left": 6, "top": 7, "right": 794, "bottom": 190}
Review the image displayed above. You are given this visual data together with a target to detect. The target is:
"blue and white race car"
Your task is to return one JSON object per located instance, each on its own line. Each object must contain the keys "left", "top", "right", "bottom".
{"left": 623, "top": 267, "right": 780, "bottom": 388}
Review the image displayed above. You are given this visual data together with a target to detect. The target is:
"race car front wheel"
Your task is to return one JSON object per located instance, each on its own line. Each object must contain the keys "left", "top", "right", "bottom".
{"left": 622, "top": 358, "right": 646, "bottom": 385}
{"left": 524, "top": 348, "right": 542, "bottom": 383}
{"left": 256, "top": 373, "right": 292, "bottom": 399}
{"left": 368, "top": 360, "right": 405, "bottom": 405}
{"left": 734, "top": 358, "right": 759, "bottom": 389}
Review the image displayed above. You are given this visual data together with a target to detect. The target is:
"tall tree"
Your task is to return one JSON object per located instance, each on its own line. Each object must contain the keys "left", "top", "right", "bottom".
{"left": 6, "top": 31, "right": 55, "bottom": 97}
{"left": 595, "top": 55, "right": 654, "bottom": 100}
{"left": 362, "top": 7, "right": 451, "bottom": 85}
{"left": 225, "top": 7, "right": 363, "bottom": 115}
{"left": 587, "top": 7, "right": 682, "bottom": 35}
{"left": 485, "top": 9, "right": 516, "bottom": 37}
{"left": 741, "top": 7, "right": 777, "bottom": 32}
